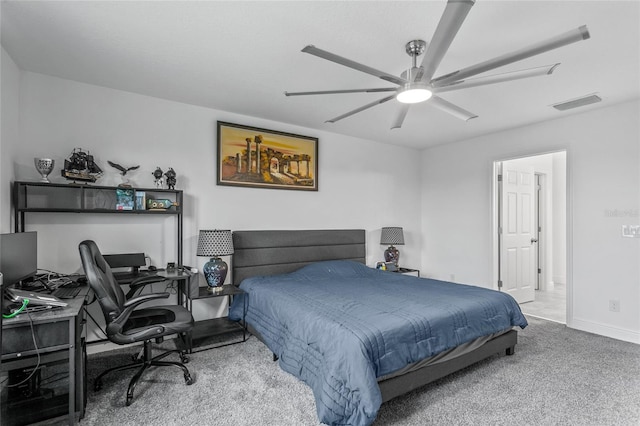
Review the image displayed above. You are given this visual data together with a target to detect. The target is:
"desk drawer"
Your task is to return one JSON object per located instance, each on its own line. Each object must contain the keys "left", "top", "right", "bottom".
{"left": 2, "top": 320, "right": 70, "bottom": 358}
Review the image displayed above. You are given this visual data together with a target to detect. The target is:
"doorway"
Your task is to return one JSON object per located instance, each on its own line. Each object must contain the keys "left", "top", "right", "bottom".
{"left": 494, "top": 151, "right": 567, "bottom": 324}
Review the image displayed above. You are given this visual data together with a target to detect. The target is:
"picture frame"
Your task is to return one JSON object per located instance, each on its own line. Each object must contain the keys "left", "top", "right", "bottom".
{"left": 217, "top": 121, "right": 318, "bottom": 191}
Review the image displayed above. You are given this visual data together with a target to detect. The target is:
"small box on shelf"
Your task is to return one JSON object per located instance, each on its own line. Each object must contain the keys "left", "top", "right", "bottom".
{"left": 134, "top": 191, "right": 146, "bottom": 210}
{"left": 115, "top": 188, "right": 134, "bottom": 210}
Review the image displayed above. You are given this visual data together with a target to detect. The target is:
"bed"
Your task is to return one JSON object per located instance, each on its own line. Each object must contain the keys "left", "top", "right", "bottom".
{"left": 228, "top": 229, "right": 527, "bottom": 425}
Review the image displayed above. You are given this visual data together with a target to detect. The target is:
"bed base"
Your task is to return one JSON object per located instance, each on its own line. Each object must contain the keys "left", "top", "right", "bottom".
{"left": 247, "top": 323, "right": 516, "bottom": 403}
{"left": 378, "top": 329, "right": 516, "bottom": 402}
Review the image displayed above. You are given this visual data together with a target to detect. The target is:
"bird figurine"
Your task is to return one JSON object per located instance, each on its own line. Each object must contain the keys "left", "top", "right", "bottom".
{"left": 108, "top": 161, "right": 140, "bottom": 176}
{"left": 108, "top": 161, "right": 140, "bottom": 187}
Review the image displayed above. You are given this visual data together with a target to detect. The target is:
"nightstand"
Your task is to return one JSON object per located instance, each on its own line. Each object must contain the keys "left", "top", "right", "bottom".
{"left": 393, "top": 267, "right": 420, "bottom": 277}
{"left": 185, "top": 285, "right": 247, "bottom": 353}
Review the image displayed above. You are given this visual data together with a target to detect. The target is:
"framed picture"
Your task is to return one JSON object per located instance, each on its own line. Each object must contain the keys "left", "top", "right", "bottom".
{"left": 217, "top": 121, "right": 318, "bottom": 191}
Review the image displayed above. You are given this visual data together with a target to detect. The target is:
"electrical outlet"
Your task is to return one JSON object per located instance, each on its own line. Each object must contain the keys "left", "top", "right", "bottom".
{"left": 609, "top": 300, "right": 620, "bottom": 312}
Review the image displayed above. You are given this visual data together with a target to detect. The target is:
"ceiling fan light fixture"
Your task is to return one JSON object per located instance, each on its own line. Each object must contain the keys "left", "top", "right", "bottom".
{"left": 396, "top": 83, "right": 433, "bottom": 104}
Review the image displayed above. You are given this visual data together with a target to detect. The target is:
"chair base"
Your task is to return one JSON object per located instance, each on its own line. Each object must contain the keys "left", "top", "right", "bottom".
{"left": 94, "top": 338, "right": 195, "bottom": 405}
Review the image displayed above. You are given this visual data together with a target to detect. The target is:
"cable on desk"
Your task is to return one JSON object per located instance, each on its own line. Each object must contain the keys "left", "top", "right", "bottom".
{"left": 2, "top": 298, "right": 29, "bottom": 318}
{"left": 164, "top": 281, "right": 178, "bottom": 294}
{"left": 36, "top": 269, "right": 75, "bottom": 290}
{"left": 3, "top": 309, "right": 42, "bottom": 388}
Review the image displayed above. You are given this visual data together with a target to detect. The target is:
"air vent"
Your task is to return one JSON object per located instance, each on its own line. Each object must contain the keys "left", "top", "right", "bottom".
{"left": 551, "top": 94, "right": 602, "bottom": 111}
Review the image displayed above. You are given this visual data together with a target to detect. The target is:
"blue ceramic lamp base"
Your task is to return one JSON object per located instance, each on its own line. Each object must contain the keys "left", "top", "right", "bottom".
{"left": 384, "top": 245, "right": 400, "bottom": 266}
{"left": 203, "top": 257, "right": 228, "bottom": 292}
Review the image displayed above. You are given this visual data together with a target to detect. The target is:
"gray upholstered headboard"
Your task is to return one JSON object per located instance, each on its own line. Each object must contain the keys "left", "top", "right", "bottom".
{"left": 232, "top": 229, "right": 366, "bottom": 285}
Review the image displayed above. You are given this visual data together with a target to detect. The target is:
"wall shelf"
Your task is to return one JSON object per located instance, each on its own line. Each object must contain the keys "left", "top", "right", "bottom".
{"left": 13, "top": 181, "right": 184, "bottom": 265}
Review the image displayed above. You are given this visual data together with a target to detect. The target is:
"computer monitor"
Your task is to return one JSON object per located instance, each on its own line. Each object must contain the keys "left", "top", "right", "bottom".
{"left": 0, "top": 231, "right": 38, "bottom": 287}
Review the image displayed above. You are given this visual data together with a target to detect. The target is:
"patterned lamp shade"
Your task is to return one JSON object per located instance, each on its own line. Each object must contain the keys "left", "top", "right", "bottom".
{"left": 196, "top": 229, "right": 234, "bottom": 291}
{"left": 380, "top": 227, "right": 405, "bottom": 246}
{"left": 196, "top": 229, "right": 234, "bottom": 257}
{"left": 380, "top": 227, "right": 404, "bottom": 266}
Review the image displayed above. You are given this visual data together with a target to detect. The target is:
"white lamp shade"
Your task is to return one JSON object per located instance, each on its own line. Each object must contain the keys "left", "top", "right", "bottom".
{"left": 380, "top": 227, "right": 405, "bottom": 245}
{"left": 196, "top": 229, "right": 234, "bottom": 257}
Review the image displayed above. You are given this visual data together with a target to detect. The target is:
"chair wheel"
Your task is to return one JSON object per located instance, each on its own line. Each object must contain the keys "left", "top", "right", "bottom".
{"left": 184, "top": 373, "right": 195, "bottom": 385}
{"left": 181, "top": 355, "right": 190, "bottom": 364}
{"left": 94, "top": 379, "right": 102, "bottom": 391}
{"left": 126, "top": 396, "right": 133, "bottom": 406}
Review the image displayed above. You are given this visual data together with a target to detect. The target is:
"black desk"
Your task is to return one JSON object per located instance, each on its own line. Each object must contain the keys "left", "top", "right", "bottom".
{"left": 1, "top": 286, "right": 90, "bottom": 425}
{"left": 156, "top": 268, "right": 198, "bottom": 307}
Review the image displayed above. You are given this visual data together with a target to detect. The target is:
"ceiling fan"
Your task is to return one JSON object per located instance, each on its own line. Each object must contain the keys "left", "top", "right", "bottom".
{"left": 284, "top": 0, "right": 590, "bottom": 129}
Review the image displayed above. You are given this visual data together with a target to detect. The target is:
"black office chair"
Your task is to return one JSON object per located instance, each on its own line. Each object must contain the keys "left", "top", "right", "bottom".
{"left": 78, "top": 240, "right": 195, "bottom": 406}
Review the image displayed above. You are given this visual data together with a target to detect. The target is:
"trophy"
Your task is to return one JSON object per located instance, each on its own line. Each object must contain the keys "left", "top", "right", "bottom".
{"left": 34, "top": 158, "right": 55, "bottom": 183}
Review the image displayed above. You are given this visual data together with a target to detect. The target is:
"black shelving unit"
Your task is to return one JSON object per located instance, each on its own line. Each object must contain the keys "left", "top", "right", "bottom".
{"left": 13, "top": 181, "right": 184, "bottom": 266}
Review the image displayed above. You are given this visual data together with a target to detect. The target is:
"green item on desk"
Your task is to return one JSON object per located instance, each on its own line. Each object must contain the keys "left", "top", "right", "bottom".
{"left": 146, "top": 198, "right": 179, "bottom": 210}
{"left": 2, "top": 298, "right": 29, "bottom": 318}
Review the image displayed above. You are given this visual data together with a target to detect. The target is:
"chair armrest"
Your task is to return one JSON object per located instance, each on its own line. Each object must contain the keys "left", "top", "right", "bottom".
{"left": 108, "top": 292, "right": 169, "bottom": 326}
{"left": 106, "top": 292, "right": 171, "bottom": 340}
{"left": 122, "top": 292, "right": 170, "bottom": 309}
{"left": 126, "top": 275, "right": 167, "bottom": 299}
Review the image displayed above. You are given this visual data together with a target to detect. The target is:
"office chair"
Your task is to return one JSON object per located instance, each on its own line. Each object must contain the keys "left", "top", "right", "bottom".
{"left": 78, "top": 240, "right": 195, "bottom": 406}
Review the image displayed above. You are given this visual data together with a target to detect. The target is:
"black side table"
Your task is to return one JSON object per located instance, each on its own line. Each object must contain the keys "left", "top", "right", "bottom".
{"left": 185, "top": 285, "right": 247, "bottom": 353}
{"left": 393, "top": 267, "right": 420, "bottom": 277}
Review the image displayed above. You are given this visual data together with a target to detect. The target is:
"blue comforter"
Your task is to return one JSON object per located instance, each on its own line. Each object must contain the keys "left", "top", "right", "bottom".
{"left": 229, "top": 260, "right": 527, "bottom": 426}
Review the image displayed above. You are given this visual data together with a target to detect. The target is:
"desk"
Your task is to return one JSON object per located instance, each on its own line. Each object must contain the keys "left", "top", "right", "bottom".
{"left": 155, "top": 268, "right": 198, "bottom": 307}
{"left": 1, "top": 286, "right": 90, "bottom": 426}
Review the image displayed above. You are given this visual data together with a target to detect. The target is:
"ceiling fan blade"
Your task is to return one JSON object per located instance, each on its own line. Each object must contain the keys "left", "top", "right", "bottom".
{"left": 325, "top": 94, "right": 397, "bottom": 123}
{"left": 285, "top": 87, "right": 397, "bottom": 96}
{"left": 302, "top": 45, "right": 407, "bottom": 86}
{"left": 434, "top": 63, "right": 560, "bottom": 93}
{"left": 432, "top": 25, "right": 590, "bottom": 86}
{"left": 429, "top": 95, "right": 478, "bottom": 121}
{"left": 391, "top": 104, "right": 411, "bottom": 129}
{"left": 418, "top": 0, "right": 475, "bottom": 83}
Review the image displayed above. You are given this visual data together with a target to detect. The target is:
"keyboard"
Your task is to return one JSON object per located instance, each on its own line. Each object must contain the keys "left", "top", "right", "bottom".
{"left": 53, "top": 286, "right": 81, "bottom": 299}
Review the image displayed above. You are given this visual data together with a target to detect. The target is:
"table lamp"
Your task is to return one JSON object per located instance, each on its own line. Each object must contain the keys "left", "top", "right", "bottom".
{"left": 380, "top": 227, "right": 404, "bottom": 266}
{"left": 196, "top": 229, "right": 234, "bottom": 292}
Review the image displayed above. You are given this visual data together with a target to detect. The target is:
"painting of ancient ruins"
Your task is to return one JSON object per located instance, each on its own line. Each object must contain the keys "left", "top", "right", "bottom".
{"left": 217, "top": 121, "right": 318, "bottom": 191}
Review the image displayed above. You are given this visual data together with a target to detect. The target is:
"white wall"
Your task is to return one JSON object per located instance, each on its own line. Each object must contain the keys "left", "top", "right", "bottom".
{"left": 9, "top": 70, "right": 423, "bottom": 326}
{"left": 421, "top": 99, "right": 640, "bottom": 343}
{"left": 1, "top": 47, "right": 21, "bottom": 233}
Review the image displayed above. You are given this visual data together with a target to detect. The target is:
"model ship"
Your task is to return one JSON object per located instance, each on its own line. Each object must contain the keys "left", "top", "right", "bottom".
{"left": 61, "top": 148, "right": 103, "bottom": 183}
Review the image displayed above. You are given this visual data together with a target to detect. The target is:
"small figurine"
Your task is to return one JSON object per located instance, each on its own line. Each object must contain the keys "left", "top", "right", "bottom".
{"left": 108, "top": 161, "right": 140, "bottom": 187}
{"left": 61, "top": 148, "right": 103, "bottom": 183}
{"left": 152, "top": 167, "right": 164, "bottom": 189}
{"left": 164, "top": 167, "right": 177, "bottom": 190}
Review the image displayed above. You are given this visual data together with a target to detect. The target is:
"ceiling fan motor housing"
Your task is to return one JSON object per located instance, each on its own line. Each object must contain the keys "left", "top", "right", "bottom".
{"left": 405, "top": 40, "right": 427, "bottom": 57}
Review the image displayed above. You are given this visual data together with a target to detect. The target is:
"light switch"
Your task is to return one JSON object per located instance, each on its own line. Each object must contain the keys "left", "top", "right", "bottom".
{"left": 622, "top": 225, "right": 640, "bottom": 238}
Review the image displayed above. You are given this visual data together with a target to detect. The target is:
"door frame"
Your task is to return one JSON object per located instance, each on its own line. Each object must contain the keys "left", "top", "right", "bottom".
{"left": 535, "top": 172, "right": 544, "bottom": 291}
{"left": 491, "top": 150, "right": 573, "bottom": 327}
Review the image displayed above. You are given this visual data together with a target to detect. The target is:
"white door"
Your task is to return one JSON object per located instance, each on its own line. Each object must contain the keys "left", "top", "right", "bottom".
{"left": 500, "top": 163, "right": 536, "bottom": 303}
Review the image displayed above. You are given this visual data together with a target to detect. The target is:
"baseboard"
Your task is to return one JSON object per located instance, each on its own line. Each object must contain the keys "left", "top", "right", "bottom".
{"left": 569, "top": 317, "right": 640, "bottom": 344}
{"left": 552, "top": 275, "right": 566, "bottom": 285}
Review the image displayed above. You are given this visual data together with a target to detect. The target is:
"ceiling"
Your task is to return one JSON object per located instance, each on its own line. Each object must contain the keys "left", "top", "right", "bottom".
{"left": 2, "top": 1, "right": 639, "bottom": 149}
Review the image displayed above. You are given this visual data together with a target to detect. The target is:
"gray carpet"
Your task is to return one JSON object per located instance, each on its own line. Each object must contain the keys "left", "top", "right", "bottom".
{"left": 74, "top": 317, "right": 640, "bottom": 425}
